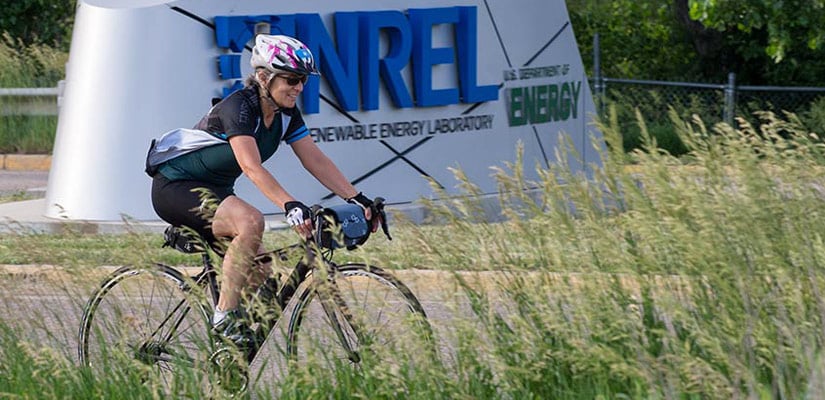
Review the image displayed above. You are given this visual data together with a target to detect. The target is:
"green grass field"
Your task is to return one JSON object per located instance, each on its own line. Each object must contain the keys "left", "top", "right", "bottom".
{"left": 2, "top": 110, "right": 825, "bottom": 398}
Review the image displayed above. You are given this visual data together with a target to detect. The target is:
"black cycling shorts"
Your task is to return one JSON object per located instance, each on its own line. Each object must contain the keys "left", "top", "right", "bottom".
{"left": 151, "top": 174, "right": 235, "bottom": 245}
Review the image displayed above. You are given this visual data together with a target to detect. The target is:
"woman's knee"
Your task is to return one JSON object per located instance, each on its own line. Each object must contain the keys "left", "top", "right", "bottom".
{"left": 238, "top": 209, "right": 265, "bottom": 237}
{"left": 214, "top": 198, "right": 265, "bottom": 237}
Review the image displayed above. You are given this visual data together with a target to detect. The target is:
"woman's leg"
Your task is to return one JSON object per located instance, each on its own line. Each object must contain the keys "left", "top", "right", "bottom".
{"left": 210, "top": 195, "right": 269, "bottom": 312}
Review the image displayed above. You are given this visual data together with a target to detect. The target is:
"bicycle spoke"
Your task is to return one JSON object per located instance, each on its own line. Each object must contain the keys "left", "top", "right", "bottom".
{"left": 78, "top": 265, "right": 212, "bottom": 396}
{"left": 287, "top": 263, "right": 434, "bottom": 376}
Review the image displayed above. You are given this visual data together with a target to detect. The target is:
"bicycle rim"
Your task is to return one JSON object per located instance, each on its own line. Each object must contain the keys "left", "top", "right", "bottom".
{"left": 286, "top": 263, "right": 434, "bottom": 375}
{"left": 77, "top": 264, "right": 212, "bottom": 393}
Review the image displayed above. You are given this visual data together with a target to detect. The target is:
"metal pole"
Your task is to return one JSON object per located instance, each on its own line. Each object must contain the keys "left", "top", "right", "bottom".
{"left": 724, "top": 72, "right": 736, "bottom": 126}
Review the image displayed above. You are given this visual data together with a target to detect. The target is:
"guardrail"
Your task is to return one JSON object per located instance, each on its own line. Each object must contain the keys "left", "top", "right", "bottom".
{"left": 0, "top": 81, "right": 64, "bottom": 116}
{"left": 0, "top": 87, "right": 61, "bottom": 96}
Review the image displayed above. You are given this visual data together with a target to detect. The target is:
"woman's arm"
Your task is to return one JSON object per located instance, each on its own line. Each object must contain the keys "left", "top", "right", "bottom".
{"left": 231, "top": 135, "right": 317, "bottom": 237}
{"left": 228, "top": 135, "right": 296, "bottom": 209}
{"left": 291, "top": 137, "right": 378, "bottom": 226}
{"left": 290, "top": 135, "right": 360, "bottom": 200}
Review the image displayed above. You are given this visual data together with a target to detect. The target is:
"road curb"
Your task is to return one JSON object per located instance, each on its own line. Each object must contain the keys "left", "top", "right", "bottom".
{"left": 1, "top": 154, "right": 52, "bottom": 171}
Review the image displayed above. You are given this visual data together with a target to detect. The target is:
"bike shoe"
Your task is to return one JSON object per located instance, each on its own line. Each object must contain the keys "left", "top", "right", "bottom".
{"left": 211, "top": 308, "right": 260, "bottom": 359}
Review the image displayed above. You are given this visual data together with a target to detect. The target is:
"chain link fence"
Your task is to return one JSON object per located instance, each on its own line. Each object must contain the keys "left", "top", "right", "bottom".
{"left": 734, "top": 84, "right": 825, "bottom": 124}
{"left": 593, "top": 76, "right": 825, "bottom": 126}
{"left": 589, "top": 33, "right": 825, "bottom": 155}
{"left": 589, "top": 76, "right": 825, "bottom": 155}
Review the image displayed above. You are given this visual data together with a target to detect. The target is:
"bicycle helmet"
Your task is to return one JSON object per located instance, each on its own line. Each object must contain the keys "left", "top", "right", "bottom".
{"left": 250, "top": 34, "right": 318, "bottom": 76}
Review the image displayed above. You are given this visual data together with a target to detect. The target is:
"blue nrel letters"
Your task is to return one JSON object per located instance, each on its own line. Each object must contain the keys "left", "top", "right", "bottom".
{"left": 214, "top": 6, "right": 499, "bottom": 113}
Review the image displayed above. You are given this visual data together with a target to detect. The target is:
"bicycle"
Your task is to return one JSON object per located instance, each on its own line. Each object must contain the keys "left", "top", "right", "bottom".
{"left": 77, "top": 199, "right": 434, "bottom": 394}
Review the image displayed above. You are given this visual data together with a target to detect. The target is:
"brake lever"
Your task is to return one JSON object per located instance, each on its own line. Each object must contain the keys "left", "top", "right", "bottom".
{"left": 310, "top": 204, "right": 323, "bottom": 220}
{"left": 309, "top": 204, "right": 324, "bottom": 243}
{"left": 373, "top": 197, "right": 392, "bottom": 241}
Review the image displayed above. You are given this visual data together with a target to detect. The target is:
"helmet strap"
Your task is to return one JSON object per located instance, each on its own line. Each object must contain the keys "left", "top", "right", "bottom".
{"left": 256, "top": 71, "right": 280, "bottom": 111}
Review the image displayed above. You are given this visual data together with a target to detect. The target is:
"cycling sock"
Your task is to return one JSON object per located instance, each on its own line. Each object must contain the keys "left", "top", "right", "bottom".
{"left": 213, "top": 307, "right": 230, "bottom": 325}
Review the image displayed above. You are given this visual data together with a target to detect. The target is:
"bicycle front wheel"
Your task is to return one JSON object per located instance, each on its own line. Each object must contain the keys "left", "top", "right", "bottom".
{"left": 286, "top": 263, "right": 434, "bottom": 373}
{"left": 77, "top": 264, "right": 213, "bottom": 392}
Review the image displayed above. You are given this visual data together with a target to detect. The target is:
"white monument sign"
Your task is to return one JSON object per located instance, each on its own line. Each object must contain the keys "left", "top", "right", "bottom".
{"left": 46, "top": 0, "right": 602, "bottom": 221}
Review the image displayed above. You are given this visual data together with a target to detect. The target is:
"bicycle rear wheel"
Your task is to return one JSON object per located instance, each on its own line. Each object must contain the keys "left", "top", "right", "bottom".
{"left": 286, "top": 263, "right": 434, "bottom": 374}
{"left": 77, "top": 264, "right": 213, "bottom": 393}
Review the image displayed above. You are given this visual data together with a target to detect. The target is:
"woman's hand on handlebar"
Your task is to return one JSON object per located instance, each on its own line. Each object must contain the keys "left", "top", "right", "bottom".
{"left": 351, "top": 194, "right": 392, "bottom": 240}
{"left": 347, "top": 192, "right": 381, "bottom": 233}
{"left": 284, "top": 200, "right": 313, "bottom": 238}
{"left": 288, "top": 194, "right": 392, "bottom": 243}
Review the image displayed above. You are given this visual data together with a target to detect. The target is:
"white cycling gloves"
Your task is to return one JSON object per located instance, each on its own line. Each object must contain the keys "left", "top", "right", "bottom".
{"left": 284, "top": 201, "right": 311, "bottom": 227}
{"left": 285, "top": 193, "right": 375, "bottom": 228}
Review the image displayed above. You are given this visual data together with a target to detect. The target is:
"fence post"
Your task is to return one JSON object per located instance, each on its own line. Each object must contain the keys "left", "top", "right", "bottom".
{"left": 592, "top": 32, "right": 603, "bottom": 116}
{"left": 724, "top": 72, "right": 736, "bottom": 126}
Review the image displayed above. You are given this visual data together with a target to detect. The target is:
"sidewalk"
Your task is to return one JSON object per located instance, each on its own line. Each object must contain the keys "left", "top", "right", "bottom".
{"left": 0, "top": 169, "right": 287, "bottom": 234}
{"left": 0, "top": 198, "right": 292, "bottom": 235}
{"left": 0, "top": 154, "right": 430, "bottom": 235}
{"left": 0, "top": 154, "right": 50, "bottom": 195}
{"left": 0, "top": 170, "right": 49, "bottom": 197}
{"left": 0, "top": 154, "right": 273, "bottom": 234}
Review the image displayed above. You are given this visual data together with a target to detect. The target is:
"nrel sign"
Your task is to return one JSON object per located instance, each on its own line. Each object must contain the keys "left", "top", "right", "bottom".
{"left": 213, "top": 8, "right": 498, "bottom": 112}
{"left": 46, "top": 0, "right": 602, "bottom": 221}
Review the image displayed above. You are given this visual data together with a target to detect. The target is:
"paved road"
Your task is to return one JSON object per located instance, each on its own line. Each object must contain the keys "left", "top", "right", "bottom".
{"left": 0, "top": 170, "right": 49, "bottom": 196}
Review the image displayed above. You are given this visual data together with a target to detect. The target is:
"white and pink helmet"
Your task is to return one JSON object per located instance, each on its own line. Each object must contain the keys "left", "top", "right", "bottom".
{"left": 250, "top": 34, "right": 318, "bottom": 76}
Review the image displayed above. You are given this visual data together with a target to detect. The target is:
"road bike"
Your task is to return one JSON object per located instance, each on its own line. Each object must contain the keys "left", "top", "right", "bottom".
{"left": 77, "top": 200, "right": 433, "bottom": 394}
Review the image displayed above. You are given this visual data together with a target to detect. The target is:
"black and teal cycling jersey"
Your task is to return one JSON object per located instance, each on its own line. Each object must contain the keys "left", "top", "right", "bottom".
{"left": 157, "top": 85, "right": 309, "bottom": 190}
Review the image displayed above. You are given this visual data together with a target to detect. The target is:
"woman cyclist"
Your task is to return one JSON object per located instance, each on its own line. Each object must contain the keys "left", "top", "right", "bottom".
{"left": 149, "top": 34, "right": 381, "bottom": 350}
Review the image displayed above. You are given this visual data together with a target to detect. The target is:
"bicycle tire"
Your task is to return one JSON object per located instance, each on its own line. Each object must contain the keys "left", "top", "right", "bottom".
{"left": 286, "top": 263, "right": 434, "bottom": 373}
{"left": 77, "top": 264, "right": 213, "bottom": 392}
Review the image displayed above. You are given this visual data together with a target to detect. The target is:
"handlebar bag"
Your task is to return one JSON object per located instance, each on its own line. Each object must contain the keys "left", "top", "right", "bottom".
{"left": 316, "top": 203, "right": 370, "bottom": 250}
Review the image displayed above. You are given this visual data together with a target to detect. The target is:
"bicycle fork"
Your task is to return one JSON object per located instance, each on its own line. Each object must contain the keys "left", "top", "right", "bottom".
{"left": 315, "top": 277, "right": 363, "bottom": 364}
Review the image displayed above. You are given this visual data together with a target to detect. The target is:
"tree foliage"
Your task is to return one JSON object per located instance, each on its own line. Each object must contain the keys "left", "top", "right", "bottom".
{"left": 689, "top": 0, "right": 825, "bottom": 63}
{"left": 568, "top": 0, "right": 700, "bottom": 80}
{"left": 0, "top": 0, "right": 76, "bottom": 50}
{"left": 569, "top": 0, "right": 825, "bottom": 85}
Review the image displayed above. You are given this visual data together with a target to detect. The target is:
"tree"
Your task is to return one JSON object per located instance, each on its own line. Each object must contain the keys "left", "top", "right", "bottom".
{"left": 568, "top": 0, "right": 700, "bottom": 80}
{"left": 0, "top": 0, "right": 77, "bottom": 50}
{"left": 677, "top": 0, "right": 825, "bottom": 84}
{"left": 569, "top": 0, "right": 825, "bottom": 85}
{"left": 687, "top": 0, "right": 825, "bottom": 63}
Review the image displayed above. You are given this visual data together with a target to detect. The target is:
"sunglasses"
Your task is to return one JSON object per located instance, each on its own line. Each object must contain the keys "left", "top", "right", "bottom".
{"left": 276, "top": 74, "right": 309, "bottom": 86}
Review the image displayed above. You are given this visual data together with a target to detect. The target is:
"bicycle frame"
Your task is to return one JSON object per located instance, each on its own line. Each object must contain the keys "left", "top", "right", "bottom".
{"left": 79, "top": 198, "right": 418, "bottom": 387}
{"left": 182, "top": 238, "right": 361, "bottom": 363}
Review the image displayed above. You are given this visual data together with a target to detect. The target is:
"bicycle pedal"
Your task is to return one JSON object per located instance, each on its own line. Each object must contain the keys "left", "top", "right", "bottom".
{"left": 209, "top": 348, "right": 249, "bottom": 394}
{"left": 209, "top": 347, "right": 235, "bottom": 367}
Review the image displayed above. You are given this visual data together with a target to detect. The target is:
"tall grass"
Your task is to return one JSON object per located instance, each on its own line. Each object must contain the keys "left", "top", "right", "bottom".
{"left": 0, "top": 33, "right": 66, "bottom": 153}
{"left": 2, "top": 109, "right": 825, "bottom": 398}
{"left": 0, "top": 113, "right": 57, "bottom": 153}
{"left": 370, "top": 107, "right": 825, "bottom": 399}
{"left": 0, "top": 33, "right": 67, "bottom": 87}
